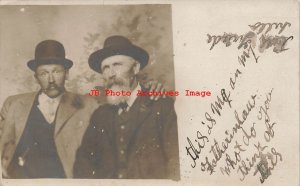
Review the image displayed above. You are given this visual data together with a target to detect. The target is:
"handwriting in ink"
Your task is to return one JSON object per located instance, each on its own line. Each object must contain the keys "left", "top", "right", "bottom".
{"left": 186, "top": 132, "right": 209, "bottom": 168}
{"left": 248, "top": 22, "right": 291, "bottom": 35}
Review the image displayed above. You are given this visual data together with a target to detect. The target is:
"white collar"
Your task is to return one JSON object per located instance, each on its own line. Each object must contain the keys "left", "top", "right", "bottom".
{"left": 37, "top": 92, "right": 63, "bottom": 124}
{"left": 38, "top": 92, "right": 63, "bottom": 105}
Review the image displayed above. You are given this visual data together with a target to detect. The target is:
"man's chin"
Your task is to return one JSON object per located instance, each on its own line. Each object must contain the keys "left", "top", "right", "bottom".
{"left": 107, "top": 96, "right": 123, "bottom": 105}
{"left": 44, "top": 89, "right": 63, "bottom": 98}
{"left": 106, "top": 85, "right": 129, "bottom": 105}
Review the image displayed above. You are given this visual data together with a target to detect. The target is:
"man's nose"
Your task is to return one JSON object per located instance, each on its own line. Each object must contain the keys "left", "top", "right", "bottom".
{"left": 48, "top": 73, "right": 55, "bottom": 83}
{"left": 108, "top": 68, "right": 116, "bottom": 79}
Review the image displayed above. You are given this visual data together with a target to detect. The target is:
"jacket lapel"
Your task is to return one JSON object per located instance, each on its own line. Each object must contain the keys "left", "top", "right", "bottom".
{"left": 15, "top": 92, "right": 38, "bottom": 145}
{"left": 54, "top": 92, "right": 81, "bottom": 136}
{"left": 134, "top": 97, "right": 153, "bottom": 125}
{"left": 118, "top": 96, "right": 152, "bottom": 124}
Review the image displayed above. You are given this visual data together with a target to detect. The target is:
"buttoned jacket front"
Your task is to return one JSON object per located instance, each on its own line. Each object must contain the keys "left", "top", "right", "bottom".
{"left": 74, "top": 96, "right": 180, "bottom": 180}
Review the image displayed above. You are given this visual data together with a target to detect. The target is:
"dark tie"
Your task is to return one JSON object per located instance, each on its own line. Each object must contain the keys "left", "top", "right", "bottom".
{"left": 118, "top": 102, "right": 129, "bottom": 113}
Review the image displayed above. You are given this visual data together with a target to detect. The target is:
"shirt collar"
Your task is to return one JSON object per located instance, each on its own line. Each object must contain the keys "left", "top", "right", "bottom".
{"left": 38, "top": 92, "right": 63, "bottom": 105}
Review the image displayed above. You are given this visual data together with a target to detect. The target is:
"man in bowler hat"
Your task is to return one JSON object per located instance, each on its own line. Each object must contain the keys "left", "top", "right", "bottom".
{"left": 74, "top": 35, "right": 180, "bottom": 179}
{"left": 0, "top": 40, "right": 99, "bottom": 178}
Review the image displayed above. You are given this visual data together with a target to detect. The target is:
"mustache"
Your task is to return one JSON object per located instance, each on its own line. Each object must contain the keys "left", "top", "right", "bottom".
{"left": 107, "top": 78, "right": 125, "bottom": 88}
{"left": 45, "top": 84, "right": 60, "bottom": 91}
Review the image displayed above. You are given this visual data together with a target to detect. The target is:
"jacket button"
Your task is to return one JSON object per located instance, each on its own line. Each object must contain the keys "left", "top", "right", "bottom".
{"left": 118, "top": 174, "right": 123, "bottom": 178}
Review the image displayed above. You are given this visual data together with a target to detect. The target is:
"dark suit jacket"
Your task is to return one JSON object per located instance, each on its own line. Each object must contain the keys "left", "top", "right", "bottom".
{"left": 74, "top": 96, "right": 180, "bottom": 180}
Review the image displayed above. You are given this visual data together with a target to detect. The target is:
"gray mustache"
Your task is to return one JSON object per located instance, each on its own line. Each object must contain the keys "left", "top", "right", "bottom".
{"left": 107, "top": 79, "right": 125, "bottom": 88}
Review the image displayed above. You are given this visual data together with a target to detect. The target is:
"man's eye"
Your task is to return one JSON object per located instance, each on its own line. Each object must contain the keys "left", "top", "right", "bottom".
{"left": 39, "top": 72, "right": 47, "bottom": 76}
{"left": 53, "top": 70, "right": 62, "bottom": 74}
{"left": 113, "top": 62, "right": 122, "bottom": 66}
{"left": 102, "top": 66, "right": 108, "bottom": 71}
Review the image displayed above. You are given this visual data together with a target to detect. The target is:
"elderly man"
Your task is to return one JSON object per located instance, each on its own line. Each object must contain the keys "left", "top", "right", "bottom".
{"left": 74, "top": 35, "right": 180, "bottom": 179}
{"left": 0, "top": 40, "right": 99, "bottom": 178}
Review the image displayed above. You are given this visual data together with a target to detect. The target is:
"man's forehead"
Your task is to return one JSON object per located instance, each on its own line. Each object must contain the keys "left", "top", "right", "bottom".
{"left": 101, "top": 55, "right": 136, "bottom": 66}
{"left": 35, "top": 64, "right": 66, "bottom": 71}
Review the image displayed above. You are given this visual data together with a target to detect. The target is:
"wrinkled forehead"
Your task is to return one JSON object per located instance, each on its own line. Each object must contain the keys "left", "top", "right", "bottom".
{"left": 101, "top": 55, "right": 136, "bottom": 68}
{"left": 35, "top": 64, "right": 66, "bottom": 72}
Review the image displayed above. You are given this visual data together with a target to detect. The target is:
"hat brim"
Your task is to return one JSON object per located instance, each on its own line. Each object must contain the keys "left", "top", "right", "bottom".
{"left": 88, "top": 45, "right": 149, "bottom": 73}
{"left": 27, "top": 58, "right": 73, "bottom": 71}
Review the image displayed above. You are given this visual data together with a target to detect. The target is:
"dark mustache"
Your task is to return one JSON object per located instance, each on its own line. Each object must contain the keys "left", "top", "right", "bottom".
{"left": 46, "top": 84, "right": 60, "bottom": 91}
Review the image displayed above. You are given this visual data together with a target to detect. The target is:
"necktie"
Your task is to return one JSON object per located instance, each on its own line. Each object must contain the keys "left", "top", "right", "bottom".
{"left": 38, "top": 93, "right": 61, "bottom": 124}
{"left": 118, "top": 102, "right": 128, "bottom": 115}
{"left": 47, "top": 99, "right": 56, "bottom": 123}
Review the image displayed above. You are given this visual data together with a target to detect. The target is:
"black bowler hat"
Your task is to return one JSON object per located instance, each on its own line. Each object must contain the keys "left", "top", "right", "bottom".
{"left": 27, "top": 40, "right": 73, "bottom": 71}
{"left": 88, "top": 35, "right": 149, "bottom": 73}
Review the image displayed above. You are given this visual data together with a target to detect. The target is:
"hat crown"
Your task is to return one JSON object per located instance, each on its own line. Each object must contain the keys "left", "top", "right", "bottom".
{"left": 103, "top": 35, "right": 133, "bottom": 48}
{"left": 27, "top": 40, "right": 73, "bottom": 71}
{"left": 88, "top": 35, "right": 149, "bottom": 73}
{"left": 35, "top": 40, "right": 66, "bottom": 60}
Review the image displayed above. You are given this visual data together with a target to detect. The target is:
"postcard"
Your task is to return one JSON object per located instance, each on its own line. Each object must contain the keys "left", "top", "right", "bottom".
{"left": 0, "top": 0, "right": 298, "bottom": 186}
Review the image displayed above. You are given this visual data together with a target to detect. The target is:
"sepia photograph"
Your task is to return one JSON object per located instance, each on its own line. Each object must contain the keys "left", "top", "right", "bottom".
{"left": 0, "top": 1, "right": 299, "bottom": 186}
{"left": 0, "top": 3, "right": 180, "bottom": 181}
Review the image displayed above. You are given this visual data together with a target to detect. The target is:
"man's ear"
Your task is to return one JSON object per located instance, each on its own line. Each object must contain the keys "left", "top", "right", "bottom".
{"left": 133, "top": 62, "right": 141, "bottom": 75}
{"left": 34, "top": 73, "right": 39, "bottom": 83}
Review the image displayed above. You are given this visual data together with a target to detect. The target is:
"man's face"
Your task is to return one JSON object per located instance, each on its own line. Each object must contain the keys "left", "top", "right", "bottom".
{"left": 101, "top": 55, "right": 140, "bottom": 104}
{"left": 35, "top": 64, "right": 68, "bottom": 98}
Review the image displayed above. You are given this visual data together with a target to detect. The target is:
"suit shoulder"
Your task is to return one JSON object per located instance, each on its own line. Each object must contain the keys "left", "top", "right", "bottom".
{"left": 90, "top": 104, "right": 113, "bottom": 121}
{"left": 65, "top": 92, "right": 99, "bottom": 109}
{"left": 151, "top": 97, "right": 176, "bottom": 117}
{"left": 78, "top": 94, "right": 99, "bottom": 106}
{"left": 92, "top": 104, "right": 112, "bottom": 115}
{"left": 2, "top": 92, "right": 36, "bottom": 105}
{"left": 6, "top": 92, "right": 36, "bottom": 101}
{"left": 154, "top": 96, "right": 175, "bottom": 108}
{"left": 162, "top": 97, "right": 175, "bottom": 104}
